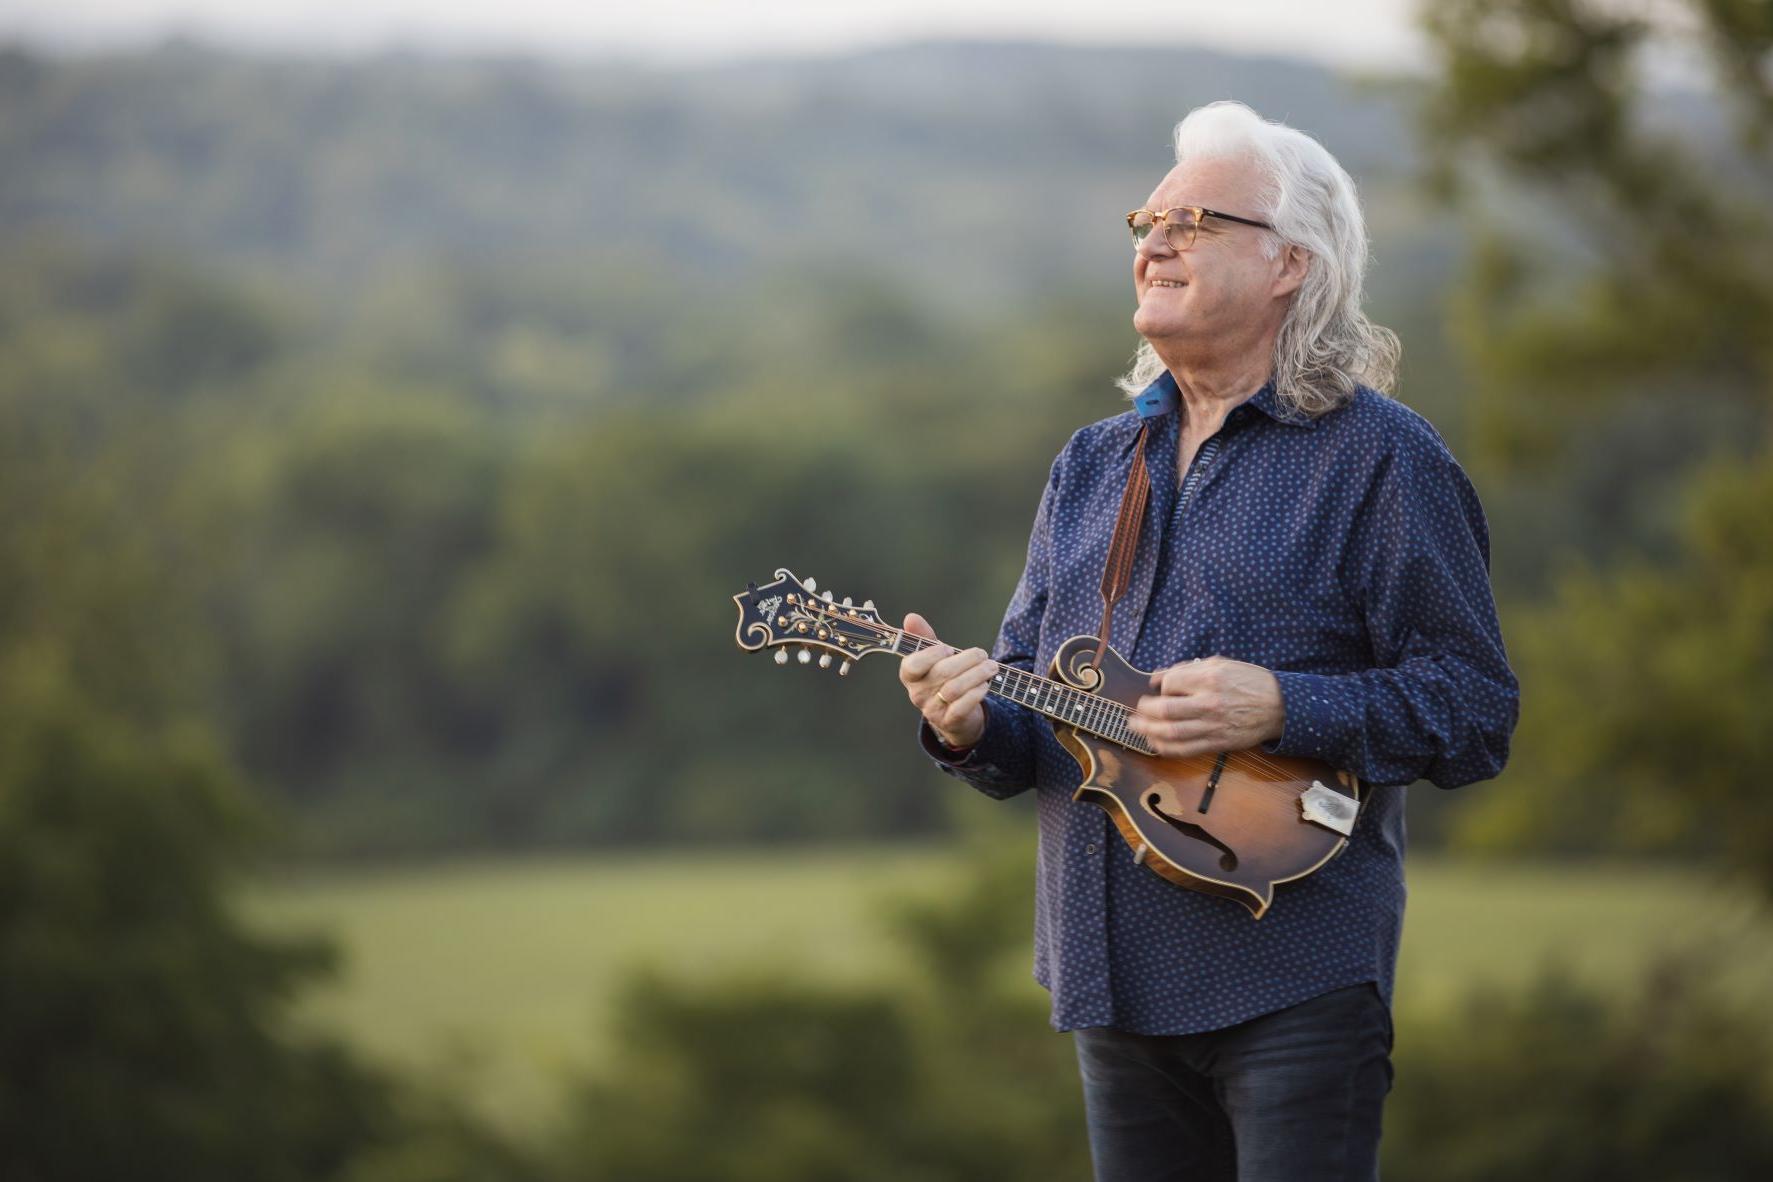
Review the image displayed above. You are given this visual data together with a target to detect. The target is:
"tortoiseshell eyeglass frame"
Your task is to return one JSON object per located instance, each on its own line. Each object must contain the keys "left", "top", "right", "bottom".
{"left": 1126, "top": 206, "right": 1275, "bottom": 251}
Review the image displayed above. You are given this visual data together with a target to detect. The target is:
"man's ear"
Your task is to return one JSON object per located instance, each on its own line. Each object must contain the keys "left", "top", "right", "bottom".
{"left": 1273, "top": 243, "right": 1311, "bottom": 298}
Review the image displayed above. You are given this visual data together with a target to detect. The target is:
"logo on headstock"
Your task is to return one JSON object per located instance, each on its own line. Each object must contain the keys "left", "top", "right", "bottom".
{"left": 756, "top": 594, "right": 783, "bottom": 619}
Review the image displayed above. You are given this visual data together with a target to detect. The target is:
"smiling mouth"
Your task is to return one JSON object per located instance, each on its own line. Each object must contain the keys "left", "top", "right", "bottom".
{"left": 1148, "top": 279, "right": 1185, "bottom": 289}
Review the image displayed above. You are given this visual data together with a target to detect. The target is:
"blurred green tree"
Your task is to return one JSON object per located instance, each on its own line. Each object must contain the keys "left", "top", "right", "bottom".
{"left": 0, "top": 658, "right": 392, "bottom": 1182}
{"left": 1464, "top": 453, "right": 1773, "bottom": 884}
{"left": 551, "top": 822, "right": 1773, "bottom": 1180}
{"left": 0, "top": 246, "right": 546, "bottom": 1182}
{"left": 1384, "top": 957, "right": 1773, "bottom": 1180}
{"left": 1422, "top": 0, "right": 1773, "bottom": 888}
{"left": 551, "top": 831, "right": 1088, "bottom": 1181}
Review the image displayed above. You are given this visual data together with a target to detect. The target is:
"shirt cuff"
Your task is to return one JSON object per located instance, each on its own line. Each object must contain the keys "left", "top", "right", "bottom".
{"left": 1260, "top": 670, "right": 1357, "bottom": 767}
{"left": 918, "top": 702, "right": 990, "bottom": 767}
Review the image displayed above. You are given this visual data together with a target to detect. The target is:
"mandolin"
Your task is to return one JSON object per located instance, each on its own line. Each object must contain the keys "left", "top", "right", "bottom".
{"left": 733, "top": 568, "right": 1362, "bottom": 919}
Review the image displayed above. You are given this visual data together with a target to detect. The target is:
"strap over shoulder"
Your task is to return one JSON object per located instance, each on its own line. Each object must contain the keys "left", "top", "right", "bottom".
{"left": 1093, "top": 422, "right": 1150, "bottom": 673}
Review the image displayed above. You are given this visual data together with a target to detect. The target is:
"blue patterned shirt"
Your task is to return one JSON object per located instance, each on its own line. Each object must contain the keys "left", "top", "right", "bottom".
{"left": 919, "top": 372, "right": 1518, "bottom": 1034}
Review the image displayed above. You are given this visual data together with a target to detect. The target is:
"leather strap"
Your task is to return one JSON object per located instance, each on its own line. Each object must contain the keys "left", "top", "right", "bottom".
{"left": 1092, "top": 424, "right": 1151, "bottom": 672}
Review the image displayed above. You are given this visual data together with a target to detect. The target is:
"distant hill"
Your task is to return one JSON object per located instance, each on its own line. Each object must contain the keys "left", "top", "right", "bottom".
{"left": 0, "top": 40, "right": 1437, "bottom": 316}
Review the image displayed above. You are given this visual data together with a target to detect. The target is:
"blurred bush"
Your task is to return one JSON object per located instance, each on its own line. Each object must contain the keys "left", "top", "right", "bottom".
{"left": 550, "top": 833, "right": 1091, "bottom": 1181}
{"left": 0, "top": 240, "right": 1132, "bottom": 858}
{"left": 543, "top": 836, "right": 1773, "bottom": 1181}
{"left": 1385, "top": 957, "right": 1773, "bottom": 1180}
{"left": 1422, "top": 0, "right": 1773, "bottom": 887}
{"left": 0, "top": 659, "right": 394, "bottom": 1181}
{"left": 1463, "top": 452, "right": 1773, "bottom": 885}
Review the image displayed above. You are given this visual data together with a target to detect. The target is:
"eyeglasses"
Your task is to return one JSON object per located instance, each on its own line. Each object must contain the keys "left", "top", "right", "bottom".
{"left": 1126, "top": 206, "right": 1274, "bottom": 251}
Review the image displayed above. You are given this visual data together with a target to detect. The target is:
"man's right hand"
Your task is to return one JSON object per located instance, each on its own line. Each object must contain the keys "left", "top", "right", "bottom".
{"left": 899, "top": 613, "right": 997, "bottom": 751}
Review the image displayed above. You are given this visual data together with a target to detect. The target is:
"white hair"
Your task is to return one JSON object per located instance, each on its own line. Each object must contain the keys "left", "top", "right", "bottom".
{"left": 1117, "top": 101, "right": 1400, "bottom": 416}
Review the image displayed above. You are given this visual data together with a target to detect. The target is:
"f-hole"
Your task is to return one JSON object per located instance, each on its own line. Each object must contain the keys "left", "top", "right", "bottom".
{"left": 1145, "top": 792, "right": 1239, "bottom": 872}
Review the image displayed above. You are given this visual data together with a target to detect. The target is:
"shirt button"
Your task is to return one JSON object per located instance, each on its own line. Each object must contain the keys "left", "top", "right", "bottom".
{"left": 1085, "top": 842, "right": 1099, "bottom": 854}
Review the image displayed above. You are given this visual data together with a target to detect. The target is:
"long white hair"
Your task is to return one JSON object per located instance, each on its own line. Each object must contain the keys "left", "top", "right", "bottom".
{"left": 1117, "top": 101, "right": 1400, "bottom": 416}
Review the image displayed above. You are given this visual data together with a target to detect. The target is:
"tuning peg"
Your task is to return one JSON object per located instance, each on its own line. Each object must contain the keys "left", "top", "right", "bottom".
{"left": 774, "top": 649, "right": 788, "bottom": 665}
{"left": 797, "top": 648, "right": 812, "bottom": 664}
{"left": 839, "top": 660, "right": 852, "bottom": 677}
{"left": 818, "top": 653, "right": 832, "bottom": 669}
{"left": 862, "top": 600, "right": 874, "bottom": 611}
{"left": 821, "top": 590, "right": 833, "bottom": 603}
{"left": 804, "top": 577, "right": 817, "bottom": 592}
{"left": 842, "top": 596, "right": 853, "bottom": 607}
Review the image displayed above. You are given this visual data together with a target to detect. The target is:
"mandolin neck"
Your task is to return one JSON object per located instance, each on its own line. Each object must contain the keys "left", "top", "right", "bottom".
{"left": 885, "top": 629, "right": 1152, "bottom": 755}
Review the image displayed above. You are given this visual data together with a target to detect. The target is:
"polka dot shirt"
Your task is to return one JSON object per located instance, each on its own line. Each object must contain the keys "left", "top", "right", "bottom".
{"left": 919, "top": 371, "right": 1520, "bottom": 1034}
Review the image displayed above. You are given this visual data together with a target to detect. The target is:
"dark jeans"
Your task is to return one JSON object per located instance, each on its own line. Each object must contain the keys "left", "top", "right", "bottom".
{"left": 1073, "top": 983, "right": 1393, "bottom": 1182}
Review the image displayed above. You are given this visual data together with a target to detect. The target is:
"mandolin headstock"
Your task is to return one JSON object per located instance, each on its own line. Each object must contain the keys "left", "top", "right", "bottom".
{"left": 732, "top": 568, "right": 896, "bottom": 676}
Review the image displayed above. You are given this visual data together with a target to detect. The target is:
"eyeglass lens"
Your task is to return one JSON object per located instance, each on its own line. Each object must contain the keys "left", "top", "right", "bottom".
{"left": 1129, "top": 209, "right": 1203, "bottom": 251}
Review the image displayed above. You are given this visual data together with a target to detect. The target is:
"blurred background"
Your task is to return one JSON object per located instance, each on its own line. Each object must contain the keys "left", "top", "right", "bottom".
{"left": 3, "top": 1, "right": 1772, "bottom": 1178}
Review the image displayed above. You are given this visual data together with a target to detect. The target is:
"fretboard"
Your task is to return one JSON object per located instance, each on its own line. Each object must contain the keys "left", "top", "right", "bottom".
{"left": 889, "top": 631, "right": 1156, "bottom": 756}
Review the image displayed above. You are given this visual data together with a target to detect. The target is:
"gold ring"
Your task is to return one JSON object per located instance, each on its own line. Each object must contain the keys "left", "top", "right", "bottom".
{"left": 936, "top": 689, "right": 951, "bottom": 705}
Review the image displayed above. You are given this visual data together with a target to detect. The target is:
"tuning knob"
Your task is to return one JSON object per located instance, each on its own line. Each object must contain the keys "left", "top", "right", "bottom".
{"left": 804, "top": 577, "right": 818, "bottom": 592}
{"left": 839, "top": 660, "right": 852, "bottom": 677}
{"left": 862, "top": 600, "right": 874, "bottom": 611}
{"left": 818, "top": 653, "right": 832, "bottom": 669}
{"left": 842, "top": 596, "right": 853, "bottom": 607}
{"left": 774, "top": 649, "right": 788, "bottom": 665}
{"left": 797, "top": 648, "right": 812, "bottom": 664}
{"left": 821, "top": 590, "right": 833, "bottom": 603}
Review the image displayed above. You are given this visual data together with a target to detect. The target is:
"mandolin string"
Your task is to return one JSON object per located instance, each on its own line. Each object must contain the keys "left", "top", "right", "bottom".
{"left": 840, "top": 612, "right": 1316, "bottom": 793}
{"left": 817, "top": 601, "right": 1215, "bottom": 761}
{"left": 797, "top": 601, "right": 1135, "bottom": 738}
{"left": 794, "top": 596, "right": 1311, "bottom": 788}
{"left": 857, "top": 616, "right": 1313, "bottom": 785}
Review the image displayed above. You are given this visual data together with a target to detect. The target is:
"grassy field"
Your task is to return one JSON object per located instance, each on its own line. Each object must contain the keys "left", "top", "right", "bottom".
{"left": 248, "top": 846, "right": 1773, "bottom": 1129}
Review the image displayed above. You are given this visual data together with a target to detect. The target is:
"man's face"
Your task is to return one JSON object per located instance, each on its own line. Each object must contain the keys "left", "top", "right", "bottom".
{"left": 1131, "top": 156, "right": 1293, "bottom": 352}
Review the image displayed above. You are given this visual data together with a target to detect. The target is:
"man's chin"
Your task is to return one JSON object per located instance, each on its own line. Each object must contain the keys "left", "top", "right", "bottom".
{"left": 1132, "top": 311, "right": 1186, "bottom": 344}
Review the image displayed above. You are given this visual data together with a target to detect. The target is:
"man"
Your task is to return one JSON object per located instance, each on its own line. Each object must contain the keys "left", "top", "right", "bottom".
{"left": 897, "top": 101, "right": 1518, "bottom": 1181}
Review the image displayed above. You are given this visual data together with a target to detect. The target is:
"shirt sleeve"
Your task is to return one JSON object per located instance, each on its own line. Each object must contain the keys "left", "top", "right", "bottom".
{"left": 918, "top": 446, "right": 1070, "bottom": 799}
{"left": 1261, "top": 438, "right": 1519, "bottom": 789}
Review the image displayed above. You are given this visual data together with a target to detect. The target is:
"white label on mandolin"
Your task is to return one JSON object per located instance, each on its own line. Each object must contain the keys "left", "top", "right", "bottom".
{"left": 1300, "top": 780, "right": 1357, "bottom": 837}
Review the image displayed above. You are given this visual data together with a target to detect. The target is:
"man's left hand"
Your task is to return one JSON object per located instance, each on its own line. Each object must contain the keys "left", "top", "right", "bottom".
{"left": 1127, "top": 657, "right": 1286, "bottom": 759}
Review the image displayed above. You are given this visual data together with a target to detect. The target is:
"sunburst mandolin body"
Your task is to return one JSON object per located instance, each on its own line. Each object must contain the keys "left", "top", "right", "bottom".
{"left": 1048, "top": 635, "right": 1362, "bottom": 919}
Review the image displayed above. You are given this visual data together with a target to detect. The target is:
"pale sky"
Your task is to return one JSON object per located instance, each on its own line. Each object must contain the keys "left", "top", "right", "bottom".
{"left": 0, "top": 0, "right": 1429, "bottom": 70}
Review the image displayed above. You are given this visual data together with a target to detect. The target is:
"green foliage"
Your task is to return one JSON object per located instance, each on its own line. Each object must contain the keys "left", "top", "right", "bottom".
{"left": 540, "top": 838, "right": 1773, "bottom": 1179}
{"left": 0, "top": 241, "right": 1106, "bottom": 856}
{"left": 0, "top": 659, "right": 396, "bottom": 1182}
{"left": 1459, "top": 449, "right": 1773, "bottom": 885}
{"left": 1384, "top": 957, "right": 1773, "bottom": 1180}
{"left": 1423, "top": 0, "right": 1773, "bottom": 889}
{"left": 0, "top": 45, "right": 1491, "bottom": 858}
{"left": 207, "top": 381, "right": 513, "bottom": 849}
{"left": 338, "top": 1086, "right": 551, "bottom": 1182}
{"left": 242, "top": 847, "right": 1773, "bottom": 1133}
{"left": 1424, "top": 0, "right": 1773, "bottom": 459}
{"left": 561, "top": 977, "right": 925, "bottom": 1182}
{"left": 0, "top": 43, "right": 1420, "bottom": 318}
{"left": 551, "top": 835, "right": 1089, "bottom": 1181}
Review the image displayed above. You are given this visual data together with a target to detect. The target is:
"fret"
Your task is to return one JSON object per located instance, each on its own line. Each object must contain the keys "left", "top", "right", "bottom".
{"left": 893, "top": 631, "right": 1154, "bottom": 753}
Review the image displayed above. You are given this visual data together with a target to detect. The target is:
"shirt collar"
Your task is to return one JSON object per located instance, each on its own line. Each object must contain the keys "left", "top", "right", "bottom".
{"left": 1135, "top": 372, "right": 1318, "bottom": 430}
{"left": 1242, "top": 380, "right": 1318, "bottom": 429}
